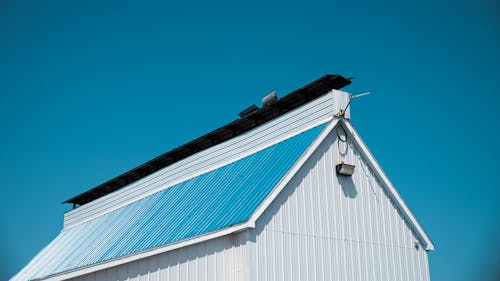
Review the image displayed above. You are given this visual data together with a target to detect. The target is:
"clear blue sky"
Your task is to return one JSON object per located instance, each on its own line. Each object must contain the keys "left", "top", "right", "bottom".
{"left": 0, "top": 1, "right": 498, "bottom": 280}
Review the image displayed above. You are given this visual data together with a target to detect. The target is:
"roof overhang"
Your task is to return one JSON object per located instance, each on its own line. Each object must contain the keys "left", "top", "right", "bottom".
{"left": 40, "top": 222, "right": 250, "bottom": 281}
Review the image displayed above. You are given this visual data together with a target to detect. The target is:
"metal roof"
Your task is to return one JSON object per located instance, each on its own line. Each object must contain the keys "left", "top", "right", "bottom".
{"left": 64, "top": 74, "right": 350, "bottom": 206}
{"left": 13, "top": 123, "right": 326, "bottom": 281}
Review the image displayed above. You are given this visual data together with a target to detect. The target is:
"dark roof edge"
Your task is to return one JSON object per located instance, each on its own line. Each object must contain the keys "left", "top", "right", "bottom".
{"left": 64, "top": 74, "right": 351, "bottom": 206}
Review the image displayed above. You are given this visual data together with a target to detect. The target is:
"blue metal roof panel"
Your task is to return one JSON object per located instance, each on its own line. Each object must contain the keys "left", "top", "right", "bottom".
{"left": 13, "top": 123, "right": 325, "bottom": 281}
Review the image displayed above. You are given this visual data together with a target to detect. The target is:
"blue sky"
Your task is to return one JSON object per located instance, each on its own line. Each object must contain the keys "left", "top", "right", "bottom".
{"left": 0, "top": 1, "right": 499, "bottom": 280}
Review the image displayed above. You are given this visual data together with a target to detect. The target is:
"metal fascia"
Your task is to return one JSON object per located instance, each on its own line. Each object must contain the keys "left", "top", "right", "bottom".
{"left": 341, "top": 119, "right": 435, "bottom": 251}
{"left": 41, "top": 222, "right": 250, "bottom": 281}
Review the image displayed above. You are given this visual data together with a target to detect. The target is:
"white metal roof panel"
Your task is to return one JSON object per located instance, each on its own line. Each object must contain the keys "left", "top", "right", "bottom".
{"left": 12, "top": 123, "right": 326, "bottom": 281}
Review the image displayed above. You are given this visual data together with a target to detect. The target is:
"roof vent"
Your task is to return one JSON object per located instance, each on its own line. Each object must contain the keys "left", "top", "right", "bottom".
{"left": 238, "top": 104, "right": 259, "bottom": 118}
{"left": 261, "top": 91, "right": 278, "bottom": 107}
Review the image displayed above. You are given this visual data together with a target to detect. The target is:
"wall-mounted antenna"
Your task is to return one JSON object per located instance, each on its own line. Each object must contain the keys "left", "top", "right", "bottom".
{"left": 338, "top": 92, "right": 372, "bottom": 118}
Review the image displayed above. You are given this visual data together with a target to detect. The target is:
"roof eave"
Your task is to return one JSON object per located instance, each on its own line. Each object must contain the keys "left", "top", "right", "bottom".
{"left": 38, "top": 222, "right": 253, "bottom": 281}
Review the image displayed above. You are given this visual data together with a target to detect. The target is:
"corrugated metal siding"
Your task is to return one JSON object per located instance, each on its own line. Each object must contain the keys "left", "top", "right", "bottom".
{"left": 12, "top": 124, "right": 325, "bottom": 281}
{"left": 249, "top": 125, "right": 430, "bottom": 281}
{"left": 64, "top": 90, "right": 350, "bottom": 229}
{"left": 69, "top": 232, "right": 250, "bottom": 281}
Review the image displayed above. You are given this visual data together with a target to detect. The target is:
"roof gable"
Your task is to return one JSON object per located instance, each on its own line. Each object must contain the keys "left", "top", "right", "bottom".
{"left": 247, "top": 119, "right": 434, "bottom": 251}
{"left": 12, "top": 123, "right": 326, "bottom": 281}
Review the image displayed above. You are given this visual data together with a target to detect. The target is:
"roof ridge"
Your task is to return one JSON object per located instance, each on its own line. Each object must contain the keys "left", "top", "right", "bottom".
{"left": 64, "top": 74, "right": 351, "bottom": 206}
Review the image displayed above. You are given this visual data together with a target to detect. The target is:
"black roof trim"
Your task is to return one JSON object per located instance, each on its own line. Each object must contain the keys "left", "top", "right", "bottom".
{"left": 64, "top": 74, "right": 351, "bottom": 206}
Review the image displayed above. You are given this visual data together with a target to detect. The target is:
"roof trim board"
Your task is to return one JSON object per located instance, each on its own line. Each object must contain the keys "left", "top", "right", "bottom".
{"left": 42, "top": 222, "right": 249, "bottom": 281}
{"left": 341, "top": 120, "right": 434, "bottom": 251}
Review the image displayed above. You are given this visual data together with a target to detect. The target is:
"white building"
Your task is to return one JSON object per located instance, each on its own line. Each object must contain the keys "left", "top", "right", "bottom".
{"left": 12, "top": 74, "right": 434, "bottom": 281}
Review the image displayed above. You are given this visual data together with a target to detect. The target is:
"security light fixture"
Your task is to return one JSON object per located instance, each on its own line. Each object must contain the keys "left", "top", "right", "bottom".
{"left": 336, "top": 163, "right": 355, "bottom": 176}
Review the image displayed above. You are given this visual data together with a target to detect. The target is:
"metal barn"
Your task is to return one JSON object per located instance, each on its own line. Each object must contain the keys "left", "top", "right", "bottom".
{"left": 12, "top": 75, "right": 434, "bottom": 281}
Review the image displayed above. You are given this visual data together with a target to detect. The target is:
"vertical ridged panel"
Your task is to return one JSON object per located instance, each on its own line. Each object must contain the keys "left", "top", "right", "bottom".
{"left": 69, "top": 233, "right": 247, "bottom": 281}
{"left": 250, "top": 125, "right": 430, "bottom": 281}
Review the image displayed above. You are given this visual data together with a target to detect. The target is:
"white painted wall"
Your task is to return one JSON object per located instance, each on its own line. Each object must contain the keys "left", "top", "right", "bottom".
{"left": 247, "top": 124, "right": 431, "bottom": 281}
{"left": 68, "top": 232, "right": 251, "bottom": 281}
